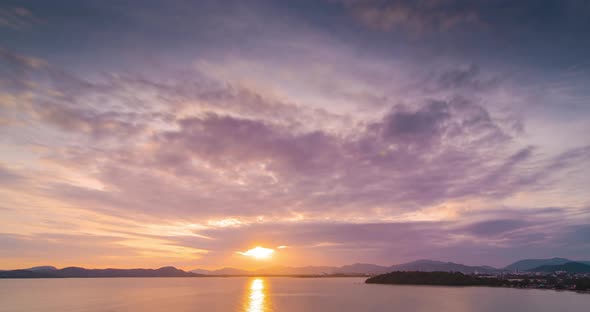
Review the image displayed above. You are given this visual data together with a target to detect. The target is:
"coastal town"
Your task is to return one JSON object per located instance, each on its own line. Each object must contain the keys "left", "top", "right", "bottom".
{"left": 477, "top": 272, "right": 590, "bottom": 292}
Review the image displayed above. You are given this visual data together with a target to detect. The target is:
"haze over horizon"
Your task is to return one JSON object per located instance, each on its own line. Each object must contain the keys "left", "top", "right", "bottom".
{"left": 1, "top": 0, "right": 589, "bottom": 271}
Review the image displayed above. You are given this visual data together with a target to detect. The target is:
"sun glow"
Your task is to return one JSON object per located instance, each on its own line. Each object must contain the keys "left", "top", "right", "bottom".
{"left": 237, "top": 246, "right": 275, "bottom": 259}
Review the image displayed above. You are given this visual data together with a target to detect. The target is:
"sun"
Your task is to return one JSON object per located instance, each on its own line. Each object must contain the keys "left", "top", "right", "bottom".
{"left": 237, "top": 246, "right": 275, "bottom": 260}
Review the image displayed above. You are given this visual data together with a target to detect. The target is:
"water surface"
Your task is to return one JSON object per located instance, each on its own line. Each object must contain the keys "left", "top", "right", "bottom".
{"left": 0, "top": 277, "right": 588, "bottom": 311}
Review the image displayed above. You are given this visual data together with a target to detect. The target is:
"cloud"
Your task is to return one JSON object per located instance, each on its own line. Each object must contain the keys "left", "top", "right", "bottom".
{"left": 380, "top": 100, "right": 451, "bottom": 145}
{"left": 435, "top": 64, "right": 501, "bottom": 91}
{"left": 339, "top": 0, "right": 590, "bottom": 36}
{"left": 167, "top": 206, "right": 590, "bottom": 267}
{"left": 0, "top": 48, "right": 582, "bottom": 221}
{"left": 0, "top": 48, "right": 586, "bottom": 225}
{"left": 1, "top": 205, "right": 587, "bottom": 268}
{"left": 32, "top": 97, "right": 583, "bottom": 222}
{"left": 0, "top": 47, "right": 45, "bottom": 69}
{"left": 462, "top": 219, "right": 528, "bottom": 236}
{"left": 562, "top": 224, "right": 590, "bottom": 245}
{"left": 0, "top": 6, "right": 38, "bottom": 30}
{"left": 0, "top": 163, "right": 23, "bottom": 184}
{"left": 0, "top": 231, "right": 206, "bottom": 269}
{"left": 32, "top": 103, "right": 146, "bottom": 140}
{"left": 342, "top": 0, "right": 482, "bottom": 33}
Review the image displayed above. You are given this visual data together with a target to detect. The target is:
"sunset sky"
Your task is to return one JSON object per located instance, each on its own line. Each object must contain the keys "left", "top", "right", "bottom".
{"left": 1, "top": 0, "right": 589, "bottom": 270}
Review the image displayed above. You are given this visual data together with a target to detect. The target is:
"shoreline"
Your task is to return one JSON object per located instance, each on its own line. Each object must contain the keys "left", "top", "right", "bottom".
{"left": 365, "top": 281, "right": 590, "bottom": 295}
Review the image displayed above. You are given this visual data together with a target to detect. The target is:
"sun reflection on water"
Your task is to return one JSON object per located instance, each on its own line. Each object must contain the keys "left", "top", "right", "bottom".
{"left": 245, "top": 278, "right": 267, "bottom": 312}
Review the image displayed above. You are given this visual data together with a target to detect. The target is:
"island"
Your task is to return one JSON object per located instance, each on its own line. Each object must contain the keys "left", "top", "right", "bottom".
{"left": 365, "top": 271, "right": 590, "bottom": 293}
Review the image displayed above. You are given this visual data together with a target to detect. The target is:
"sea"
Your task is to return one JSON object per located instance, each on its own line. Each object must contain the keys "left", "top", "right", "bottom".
{"left": 0, "top": 277, "right": 588, "bottom": 311}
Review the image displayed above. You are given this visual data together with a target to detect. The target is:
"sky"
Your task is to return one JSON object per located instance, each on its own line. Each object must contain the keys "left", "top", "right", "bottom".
{"left": 0, "top": 0, "right": 589, "bottom": 270}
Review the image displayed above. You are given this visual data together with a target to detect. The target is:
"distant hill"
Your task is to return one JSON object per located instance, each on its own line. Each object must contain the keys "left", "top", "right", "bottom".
{"left": 0, "top": 266, "right": 202, "bottom": 278}
{"left": 191, "top": 266, "right": 338, "bottom": 276}
{"left": 0, "top": 270, "right": 58, "bottom": 278}
{"left": 503, "top": 258, "right": 575, "bottom": 272}
{"left": 190, "top": 268, "right": 216, "bottom": 275}
{"left": 334, "top": 263, "right": 390, "bottom": 275}
{"left": 257, "top": 265, "right": 337, "bottom": 275}
{"left": 528, "top": 262, "right": 590, "bottom": 273}
{"left": 193, "top": 267, "right": 250, "bottom": 275}
{"left": 191, "top": 260, "right": 502, "bottom": 276}
{"left": 389, "top": 260, "right": 501, "bottom": 274}
{"left": 26, "top": 266, "right": 58, "bottom": 272}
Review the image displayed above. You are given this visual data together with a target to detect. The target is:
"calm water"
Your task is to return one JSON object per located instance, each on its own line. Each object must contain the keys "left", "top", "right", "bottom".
{"left": 0, "top": 277, "right": 589, "bottom": 311}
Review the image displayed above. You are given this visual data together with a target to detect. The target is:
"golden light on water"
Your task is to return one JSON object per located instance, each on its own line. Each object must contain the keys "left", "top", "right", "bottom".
{"left": 245, "top": 278, "right": 267, "bottom": 312}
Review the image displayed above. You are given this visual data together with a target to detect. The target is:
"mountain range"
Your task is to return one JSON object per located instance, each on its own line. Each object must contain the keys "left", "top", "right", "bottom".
{"left": 503, "top": 257, "right": 590, "bottom": 272}
{"left": 2, "top": 258, "right": 589, "bottom": 278}
{"left": 0, "top": 266, "right": 201, "bottom": 278}
{"left": 191, "top": 260, "right": 495, "bottom": 276}
{"left": 190, "top": 258, "right": 590, "bottom": 276}
{"left": 191, "top": 258, "right": 590, "bottom": 276}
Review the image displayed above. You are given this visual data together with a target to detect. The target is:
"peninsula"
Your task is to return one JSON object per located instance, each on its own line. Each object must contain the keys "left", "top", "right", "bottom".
{"left": 365, "top": 271, "right": 590, "bottom": 293}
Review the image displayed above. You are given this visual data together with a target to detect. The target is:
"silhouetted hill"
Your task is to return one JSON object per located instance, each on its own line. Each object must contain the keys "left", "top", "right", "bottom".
{"left": 389, "top": 260, "right": 501, "bottom": 274}
{"left": 0, "top": 266, "right": 202, "bottom": 278}
{"left": 0, "top": 270, "right": 57, "bottom": 278}
{"left": 26, "top": 266, "right": 58, "bottom": 272}
{"left": 57, "top": 266, "right": 200, "bottom": 278}
{"left": 10, "top": 258, "right": 588, "bottom": 279}
{"left": 190, "top": 268, "right": 215, "bottom": 275}
{"left": 257, "top": 265, "right": 337, "bottom": 275}
{"left": 504, "top": 258, "right": 575, "bottom": 272}
{"left": 528, "top": 262, "right": 590, "bottom": 273}
{"left": 207, "top": 267, "right": 250, "bottom": 275}
{"left": 191, "top": 266, "right": 337, "bottom": 276}
{"left": 334, "top": 263, "right": 390, "bottom": 275}
{"left": 191, "top": 260, "right": 501, "bottom": 276}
